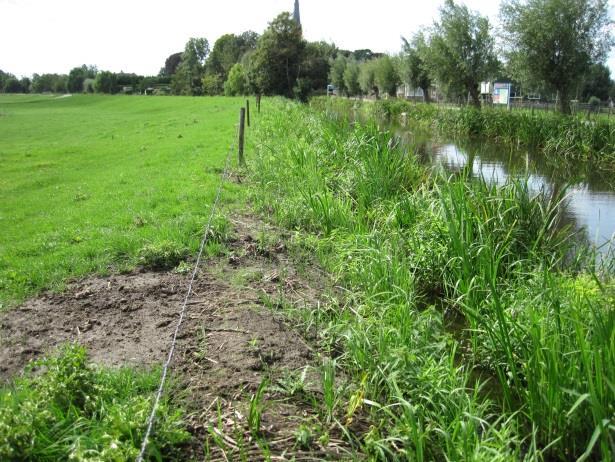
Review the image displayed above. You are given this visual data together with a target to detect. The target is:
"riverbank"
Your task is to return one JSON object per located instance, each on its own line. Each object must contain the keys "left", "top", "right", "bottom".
{"left": 249, "top": 98, "right": 615, "bottom": 460}
{"left": 312, "top": 97, "right": 615, "bottom": 169}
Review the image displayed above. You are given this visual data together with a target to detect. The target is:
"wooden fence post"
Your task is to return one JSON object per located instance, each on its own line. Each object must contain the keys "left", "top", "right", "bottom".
{"left": 256, "top": 94, "right": 261, "bottom": 114}
{"left": 238, "top": 108, "right": 245, "bottom": 166}
{"left": 246, "top": 99, "right": 250, "bottom": 127}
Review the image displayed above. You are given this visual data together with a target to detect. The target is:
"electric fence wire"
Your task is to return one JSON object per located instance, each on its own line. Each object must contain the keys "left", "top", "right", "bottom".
{"left": 136, "top": 124, "right": 239, "bottom": 462}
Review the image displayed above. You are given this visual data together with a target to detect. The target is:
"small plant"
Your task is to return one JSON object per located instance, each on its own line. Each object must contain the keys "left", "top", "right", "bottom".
{"left": 248, "top": 337, "right": 260, "bottom": 351}
{"left": 295, "top": 424, "right": 313, "bottom": 450}
{"left": 274, "top": 367, "right": 309, "bottom": 398}
{"left": 248, "top": 378, "right": 269, "bottom": 438}
{"left": 173, "top": 260, "right": 192, "bottom": 274}
{"left": 138, "top": 240, "right": 189, "bottom": 270}
{"left": 320, "top": 358, "right": 337, "bottom": 424}
{"left": 207, "top": 213, "right": 233, "bottom": 244}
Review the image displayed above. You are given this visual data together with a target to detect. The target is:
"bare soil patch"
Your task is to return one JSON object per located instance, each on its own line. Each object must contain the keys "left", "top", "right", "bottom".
{"left": 0, "top": 215, "right": 356, "bottom": 460}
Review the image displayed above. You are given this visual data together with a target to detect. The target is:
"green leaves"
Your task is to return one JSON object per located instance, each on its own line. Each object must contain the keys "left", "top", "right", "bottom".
{"left": 428, "top": 0, "right": 499, "bottom": 107}
{"left": 0, "top": 344, "right": 189, "bottom": 460}
{"left": 501, "top": 0, "right": 613, "bottom": 113}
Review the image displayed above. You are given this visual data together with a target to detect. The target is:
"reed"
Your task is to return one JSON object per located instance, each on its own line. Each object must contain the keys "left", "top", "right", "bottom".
{"left": 250, "top": 99, "right": 615, "bottom": 460}
{"left": 312, "top": 97, "right": 615, "bottom": 168}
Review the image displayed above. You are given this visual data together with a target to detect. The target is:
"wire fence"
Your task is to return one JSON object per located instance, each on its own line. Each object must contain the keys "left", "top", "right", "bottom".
{"left": 135, "top": 123, "right": 239, "bottom": 462}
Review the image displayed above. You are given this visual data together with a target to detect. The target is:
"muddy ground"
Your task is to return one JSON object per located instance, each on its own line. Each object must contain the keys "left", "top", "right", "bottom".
{"left": 0, "top": 215, "right": 358, "bottom": 460}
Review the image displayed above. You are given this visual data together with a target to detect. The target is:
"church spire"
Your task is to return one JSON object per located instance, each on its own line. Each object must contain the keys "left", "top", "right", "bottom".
{"left": 293, "top": 0, "right": 301, "bottom": 27}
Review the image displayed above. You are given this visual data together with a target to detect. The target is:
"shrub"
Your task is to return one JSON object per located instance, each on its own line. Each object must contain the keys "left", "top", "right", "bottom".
{"left": 0, "top": 344, "right": 189, "bottom": 460}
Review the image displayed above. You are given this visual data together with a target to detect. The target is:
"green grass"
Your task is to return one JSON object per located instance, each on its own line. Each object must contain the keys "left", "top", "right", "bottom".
{"left": 0, "top": 94, "right": 244, "bottom": 307}
{"left": 0, "top": 344, "right": 189, "bottom": 461}
{"left": 249, "top": 99, "right": 615, "bottom": 461}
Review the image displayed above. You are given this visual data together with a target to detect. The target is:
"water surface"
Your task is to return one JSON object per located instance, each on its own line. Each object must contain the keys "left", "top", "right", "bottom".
{"left": 399, "top": 129, "right": 615, "bottom": 259}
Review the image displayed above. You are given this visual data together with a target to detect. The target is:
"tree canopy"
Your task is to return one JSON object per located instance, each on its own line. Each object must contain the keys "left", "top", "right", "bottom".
{"left": 224, "top": 63, "right": 249, "bottom": 96}
{"left": 161, "top": 52, "right": 182, "bottom": 77}
{"left": 501, "top": 0, "right": 613, "bottom": 113}
{"left": 400, "top": 32, "right": 432, "bottom": 102}
{"left": 171, "top": 38, "right": 210, "bottom": 95}
{"left": 207, "top": 32, "right": 258, "bottom": 83}
{"left": 373, "top": 55, "right": 400, "bottom": 97}
{"left": 67, "top": 65, "right": 97, "bottom": 93}
{"left": 250, "top": 13, "right": 305, "bottom": 97}
{"left": 581, "top": 62, "right": 613, "bottom": 101}
{"left": 329, "top": 55, "right": 348, "bottom": 95}
{"left": 428, "top": 0, "right": 499, "bottom": 107}
{"left": 343, "top": 58, "right": 361, "bottom": 96}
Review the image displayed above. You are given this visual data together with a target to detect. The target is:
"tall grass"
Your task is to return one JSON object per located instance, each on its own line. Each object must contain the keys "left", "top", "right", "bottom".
{"left": 312, "top": 97, "right": 615, "bottom": 168}
{"left": 250, "top": 99, "right": 615, "bottom": 460}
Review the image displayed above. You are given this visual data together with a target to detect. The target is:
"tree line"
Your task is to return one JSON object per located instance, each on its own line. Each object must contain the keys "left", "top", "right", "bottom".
{"left": 331, "top": 0, "right": 613, "bottom": 114}
{"left": 1, "top": 0, "right": 612, "bottom": 114}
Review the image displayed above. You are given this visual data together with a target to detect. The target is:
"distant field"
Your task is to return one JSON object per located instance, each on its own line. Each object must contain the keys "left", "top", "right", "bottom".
{"left": 0, "top": 94, "right": 244, "bottom": 307}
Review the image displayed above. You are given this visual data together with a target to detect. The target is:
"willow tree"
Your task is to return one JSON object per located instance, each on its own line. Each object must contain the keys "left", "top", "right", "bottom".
{"left": 501, "top": 0, "right": 612, "bottom": 114}
{"left": 428, "top": 0, "right": 499, "bottom": 108}
{"left": 400, "top": 32, "right": 432, "bottom": 102}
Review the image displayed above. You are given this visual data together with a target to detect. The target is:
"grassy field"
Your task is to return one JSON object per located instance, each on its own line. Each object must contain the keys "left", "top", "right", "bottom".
{"left": 2, "top": 94, "right": 614, "bottom": 460}
{"left": 0, "top": 94, "right": 246, "bottom": 459}
{"left": 0, "top": 94, "right": 243, "bottom": 308}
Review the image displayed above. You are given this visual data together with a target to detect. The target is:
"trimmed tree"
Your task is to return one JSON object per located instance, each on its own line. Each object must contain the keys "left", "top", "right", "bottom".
{"left": 501, "top": 0, "right": 613, "bottom": 113}
{"left": 359, "top": 60, "right": 378, "bottom": 97}
{"left": 329, "top": 54, "right": 347, "bottom": 95}
{"left": 401, "top": 32, "right": 432, "bottom": 102}
{"left": 428, "top": 0, "right": 499, "bottom": 108}
{"left": 344, "top": 58, "right": 361, "bottom": 96}
{"left": 374, "top": 55, "right": 400, "bottom": 97}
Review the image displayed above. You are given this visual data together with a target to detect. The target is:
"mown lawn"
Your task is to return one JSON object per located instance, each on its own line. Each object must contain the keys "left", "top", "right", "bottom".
{"left": 0, "top": 94, "right": 244, "bottom": 307}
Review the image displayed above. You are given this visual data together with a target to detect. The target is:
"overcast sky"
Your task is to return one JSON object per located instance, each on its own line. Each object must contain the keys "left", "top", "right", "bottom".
{"left": 1, "top": 0, "right": 614, "bottom": 78}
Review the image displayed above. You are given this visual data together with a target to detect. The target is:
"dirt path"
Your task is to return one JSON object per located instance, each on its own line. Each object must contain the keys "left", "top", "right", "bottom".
{"left": 0, "top": 215, "right": 356, "bottom": 460}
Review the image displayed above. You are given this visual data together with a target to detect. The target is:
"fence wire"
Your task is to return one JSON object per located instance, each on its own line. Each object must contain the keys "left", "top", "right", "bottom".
{"left": 136, "top": 124, "right": 238, "bottom": 462}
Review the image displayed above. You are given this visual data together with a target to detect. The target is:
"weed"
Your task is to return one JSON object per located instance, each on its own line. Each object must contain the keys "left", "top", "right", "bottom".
{"left": 138, "top": 240, "right": 189, "bottom": 270}
{"left": 0, "top": 344, "right": 189, "bottom": 460}
{"left": 248, "top": 378, "right": 269, "bottom": 438}
{"left": 295, "top": 424, "right": 313, "bottom": 450}
{"left": 320, "top": 358, "right": 337, "bottom": 425}
{"left": 274, "top": 367, "right": 309, "bottom": 398}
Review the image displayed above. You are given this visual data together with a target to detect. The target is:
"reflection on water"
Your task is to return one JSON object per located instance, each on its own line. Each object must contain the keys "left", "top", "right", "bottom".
{"left": 402, "top": 130, "right": 615, "bottom": 259}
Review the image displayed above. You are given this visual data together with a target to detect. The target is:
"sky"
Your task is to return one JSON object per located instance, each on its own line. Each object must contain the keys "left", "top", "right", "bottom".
{"left": 1, "top": 0, "right": 615, "bottom": 78}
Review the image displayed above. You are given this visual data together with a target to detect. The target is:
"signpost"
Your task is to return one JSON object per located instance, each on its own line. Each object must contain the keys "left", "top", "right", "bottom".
{"left": 493, "top": 82, "right": 512, "bottom": 109}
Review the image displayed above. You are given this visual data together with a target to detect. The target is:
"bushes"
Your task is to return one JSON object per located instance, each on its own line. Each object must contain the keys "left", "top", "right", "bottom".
{"left": 0, "top": 344, "right": 189, "bottom": 460}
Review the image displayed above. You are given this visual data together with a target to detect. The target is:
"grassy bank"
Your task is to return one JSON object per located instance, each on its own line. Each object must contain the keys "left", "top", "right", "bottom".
{"left": 312, "top": 97, "right": 615, "bottom": 168}
{"left": 249, "top": 99, "right": 615, "bottom": 460}
{"left": 0, "top": 94, "right": 243, "bottom": 308}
